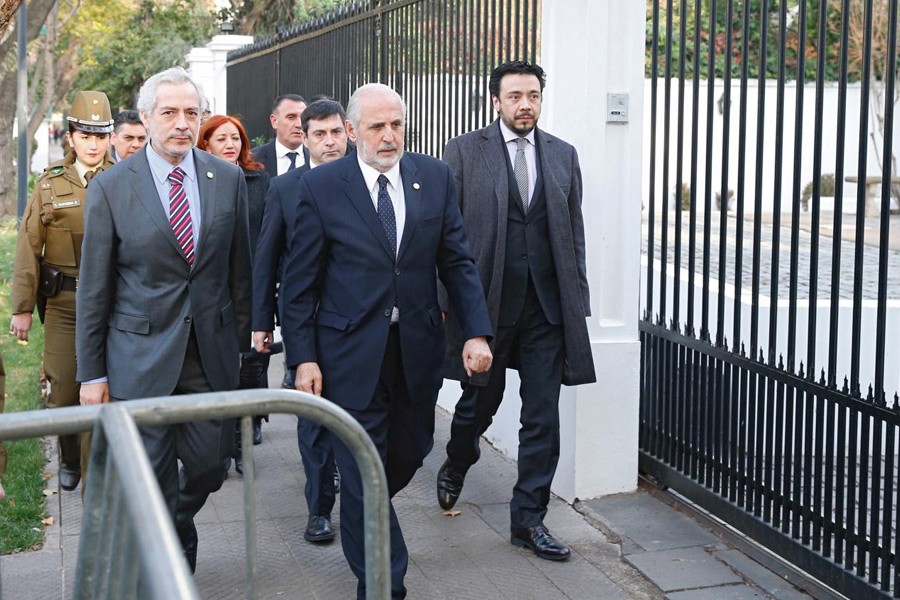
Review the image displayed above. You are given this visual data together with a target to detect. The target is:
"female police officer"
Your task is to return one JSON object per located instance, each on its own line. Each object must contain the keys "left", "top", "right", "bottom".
{"left": 10, "top": 91, "right": 115, "bottom": 491}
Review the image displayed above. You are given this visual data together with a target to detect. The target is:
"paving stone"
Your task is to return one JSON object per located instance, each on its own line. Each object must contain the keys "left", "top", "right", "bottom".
{"left": 713, "top": 549, "right": 812, "bottom": 600}
{"left": 584, "top": 491, "right": 722, "bottom": 552}
{"left": 625, "top": 546, "right": 744, "bottom": 592}
{"left": 666, "top": 583, "right": 771, "bottom": 599}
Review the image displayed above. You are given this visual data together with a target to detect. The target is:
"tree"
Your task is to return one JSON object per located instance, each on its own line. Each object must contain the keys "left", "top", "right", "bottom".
{"left": 228, "top": 0, "right": 351, "bottom": 37}
{"left": 0, "top": 0, "right": 74, "bottom": 216}
{"left": 75, "top": 0, "right": 217, "bottom": 110}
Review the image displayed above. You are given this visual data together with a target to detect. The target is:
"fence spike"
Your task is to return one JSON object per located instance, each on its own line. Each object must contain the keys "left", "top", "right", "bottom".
{"left": 778, "top": 355, "right": 785, "bottom": 370}
{"left": 894, "top": 393, "right": 899, "bottom": 410}
{"left": 758, "top": 348, "right": 765, "bottom": 362}
{"left": 843, "top": 376, "right": 849, "bottom": 393}
{"left": 798, "top": 362, "right": 805, "bottom": 378}
{"left": 867, "top": 385, "right": 874, "bottom": 402}
{"left": 819, "top": 369, "right": 826, "bottom": 385}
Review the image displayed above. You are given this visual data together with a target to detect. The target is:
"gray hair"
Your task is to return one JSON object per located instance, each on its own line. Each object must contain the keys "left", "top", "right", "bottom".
{"left": 346, "top": 83, "right": 407, "bottom": 129}
{"left": 137, "top": 67, "right": 208, "bottom": 116}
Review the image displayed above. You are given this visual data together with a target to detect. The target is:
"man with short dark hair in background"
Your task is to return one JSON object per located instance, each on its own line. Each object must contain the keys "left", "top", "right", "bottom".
{"left": 110, "top": 109, "right": 147, "bottom": 161}
{"left": 253, "top": 99, "right": 350, "bottom": 544}
{"left": 436, "top": 60, "right": 596, "bottom": 562}
{"left": 251, "top": 94, "right": 308, "bottom": 175}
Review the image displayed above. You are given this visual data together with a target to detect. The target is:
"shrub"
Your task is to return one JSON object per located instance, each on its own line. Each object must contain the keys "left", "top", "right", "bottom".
{"left": 801, "top": 173, "right": 836, "bottom": 210}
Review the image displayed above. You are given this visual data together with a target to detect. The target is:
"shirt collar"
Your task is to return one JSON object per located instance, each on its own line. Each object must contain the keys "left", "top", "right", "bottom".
{"left": 275, "top": 139, "right": 301, "bottom": 159}
{"left": 499, "top": 119, "right": 536, "bottom": 147}
{"left": 73, "top": 159, "right": 94, "bottom": 185}
{"left": 146, "top": 142, "right": 196, "bottom": 186}
{"left": 358, "top": 155, "right": 402, "bottom": 193}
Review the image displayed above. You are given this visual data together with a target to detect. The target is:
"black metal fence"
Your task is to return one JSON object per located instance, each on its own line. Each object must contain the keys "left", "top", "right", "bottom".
{"left": 643, "top": 0, "right": 900, "bottom": 597}
{"left": 226, "top": 0, "right": 540, "bottom": 149}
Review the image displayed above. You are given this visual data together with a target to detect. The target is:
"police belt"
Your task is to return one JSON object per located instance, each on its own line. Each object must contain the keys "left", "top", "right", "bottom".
{"left": 59, "top": 274, "right": 78, "bottom": 292}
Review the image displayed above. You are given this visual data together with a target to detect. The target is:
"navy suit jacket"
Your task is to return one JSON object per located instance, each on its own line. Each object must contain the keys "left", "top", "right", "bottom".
{"left": 280, "top": 152, "right": 492, "bottom": 411}
{"left": 252, "top": 162, "right": 310, "bottom": 331}
{"left": 251, "top": 141, "right": 309, "bottom": 177}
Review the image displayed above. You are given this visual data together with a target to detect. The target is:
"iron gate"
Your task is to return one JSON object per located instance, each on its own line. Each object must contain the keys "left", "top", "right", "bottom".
{"left": 643, "top": 0, "right": 900, "bottom": 598}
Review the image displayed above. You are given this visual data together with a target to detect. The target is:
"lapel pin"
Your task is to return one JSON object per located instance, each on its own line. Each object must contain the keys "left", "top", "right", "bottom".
{"left": 413, "top": 182, "right": 421, "bottom": 190}
{"left": 206, "top": 171, "right": 214, "bottom": 179}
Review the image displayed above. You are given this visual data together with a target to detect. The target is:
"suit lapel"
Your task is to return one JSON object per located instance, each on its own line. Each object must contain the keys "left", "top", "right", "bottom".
{"left": 397, "top": 155, "right": 421, "bottom": 262}
{"left": 482, "top": 121, "right": 510, "bottom": 225}
{"left": 194, "top": 149, "right": 219, "bottom": 259}
{"left": 130, "top": 148, "right": 186, "bottom": 259}
{"left": 343, "top": 159, "right": 396, "bottom": 261}
{"left": 534, "top": 129, "right": 564, "bottom": 210}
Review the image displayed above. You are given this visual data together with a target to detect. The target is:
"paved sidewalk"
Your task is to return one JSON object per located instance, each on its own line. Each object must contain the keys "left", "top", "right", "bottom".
{"left": 1, "top": 364, "right": 815, "bottom": 599}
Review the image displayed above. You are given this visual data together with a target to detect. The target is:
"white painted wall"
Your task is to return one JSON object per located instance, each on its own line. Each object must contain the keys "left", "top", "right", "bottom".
{"left": 187, "top": 34, "right": 254, "bottom": 116}
{"left": 643, "top": 79, "right": 900, "bottom": 214}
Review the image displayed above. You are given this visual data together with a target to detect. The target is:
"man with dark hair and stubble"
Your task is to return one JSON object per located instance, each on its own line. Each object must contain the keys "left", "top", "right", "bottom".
{"left": 436, "top": 60, "right": 596, "bottom": 562}
{"left": 253, "top": 99, "right": 350, "bottom": 544}
{"left": 252, "top": 94, "right": 309, "bottom": 175}
{"left": 110, "top": 109, "right": 148, "bottom": 161}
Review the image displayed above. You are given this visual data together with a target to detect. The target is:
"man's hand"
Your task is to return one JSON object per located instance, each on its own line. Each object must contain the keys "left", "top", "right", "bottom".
{"left": 253, "top": 331, "right": 274, "bottom": 353}
{"left": 462, "top": 336, "right": 492, "bottom": 376}
{"left": 10, "top": 312, "right": 32, "bottom": 342}
{"left": 80, "top": 382, "right": 110, "bottom": 405}
{"left": 295, "top": 362, "right": 323, "bottom": 396}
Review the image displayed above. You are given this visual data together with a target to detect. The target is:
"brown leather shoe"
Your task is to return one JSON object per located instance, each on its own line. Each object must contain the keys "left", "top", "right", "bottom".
{"left": 59, "top": 463, "right": 80, "bottom": 491}
{"left": 436, "top": 459, "right": 466, "bottom": 510}
{"left": 510, "top": 524, "right": 571, "bottom": 561}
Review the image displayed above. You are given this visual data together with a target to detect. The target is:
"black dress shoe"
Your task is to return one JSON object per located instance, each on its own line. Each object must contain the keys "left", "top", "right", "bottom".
{"left": 175, "top": 520, "right": 198, "bottom": 573}
{"left": 59, "top": 463, "right": 80, "bottom": 491}
{"left": 304, "top": 515, "right": 335, "bottom": 543}
{"left": 436, "top": 459, "right": 466, "bottom": 510}
{"left": 333, "top": 466, "right": 341, "bottom": 494}
{"left": 252, "top": 418, "right": 262, "bottom": 445}
{"left": 510, "top": 524, "right": 571, "bottom": 561}
{"left": 222, "top": 456, "right": 231, "bottom": 479}
{"left": 234, "top": 455, "right": 244, "bottom": 475}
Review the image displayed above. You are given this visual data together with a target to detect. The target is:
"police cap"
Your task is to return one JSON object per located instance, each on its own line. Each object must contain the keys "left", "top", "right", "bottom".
{"left": 66, "top": 91, "right": 114, "bottom": 134}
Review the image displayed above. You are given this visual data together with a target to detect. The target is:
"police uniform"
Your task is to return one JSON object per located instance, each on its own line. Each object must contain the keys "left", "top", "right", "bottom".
{"left": 11, "top": 91, "right": 115, "bottom": 491}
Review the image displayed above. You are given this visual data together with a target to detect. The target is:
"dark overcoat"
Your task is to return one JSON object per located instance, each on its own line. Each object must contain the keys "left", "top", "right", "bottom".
{"left": 441, "top": 120, "right": 596, "bottom": 387}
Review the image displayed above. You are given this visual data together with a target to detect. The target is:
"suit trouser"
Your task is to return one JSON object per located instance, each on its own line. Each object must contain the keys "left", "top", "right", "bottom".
{"left": 43, "top": 291, "right": 91, "bottom": 478}
{"left": 446, "top": 283, "right": 564, "bottom": 528}
{"left": 297, "top": 416, "right": 336, "bottom": 516}
{"left": 328, "top": 326, "right": 435, "bottom": 600}
{"left": 136, "top": 330, "right": 226, "bottom": 529}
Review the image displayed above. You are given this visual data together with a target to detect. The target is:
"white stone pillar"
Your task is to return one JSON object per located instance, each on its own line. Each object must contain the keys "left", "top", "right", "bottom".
{"left": 187, "top": 34, "right": 254, "bottom": 116}
{"left": 539, "top": 0, "right": 646, "bottom": 500}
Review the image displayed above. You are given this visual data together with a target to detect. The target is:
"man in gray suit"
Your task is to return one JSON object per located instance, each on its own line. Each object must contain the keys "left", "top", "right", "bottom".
{"left": 437, "top": 61, "right": 596, "bottom": 561}
{"left": 76, "top": 67, "right": 251, "bottom": 574}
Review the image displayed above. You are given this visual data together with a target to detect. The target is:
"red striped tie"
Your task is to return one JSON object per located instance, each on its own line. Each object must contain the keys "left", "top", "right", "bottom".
{"left": 167, "top": 167, "right": 195, "bottom": 265}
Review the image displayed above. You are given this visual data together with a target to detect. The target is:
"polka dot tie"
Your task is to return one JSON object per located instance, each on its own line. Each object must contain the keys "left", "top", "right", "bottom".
{"left": 377, "top": 174, "right": 397, "bottom": 257}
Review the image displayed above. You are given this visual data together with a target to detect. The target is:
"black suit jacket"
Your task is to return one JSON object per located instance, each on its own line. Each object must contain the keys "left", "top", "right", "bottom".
{"left": 251, "top": 141, "right": 309, "bottom": 177}
{"left": 280, "top": 152, "right": 492, "bottom": 411}
{"left": 252, "top": 162, "right": 310, "bottom": 331}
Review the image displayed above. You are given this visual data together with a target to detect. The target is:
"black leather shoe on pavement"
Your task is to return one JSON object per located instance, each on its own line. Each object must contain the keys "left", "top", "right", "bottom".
{"left": 304, "top": 515, "right": 335, "bottom": 543}
{"left": 176, "top": 520, "right": 198, "bottom": 573}
{"left": 59, "top": 463, "right": 80, "bottom": 491}
{"left": 436, "top": 459, "right": 466, "bottom": 510}
{"left": 510, "top": 524, "right": 571, "bottom": 561}
{"left": 234, "top": 455, "right": 244, "bottom": 475}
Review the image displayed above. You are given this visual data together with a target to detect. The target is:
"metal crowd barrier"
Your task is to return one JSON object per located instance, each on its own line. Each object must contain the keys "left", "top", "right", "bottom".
{"left": 0, "top": 389, "right": 391, "bottom": 600}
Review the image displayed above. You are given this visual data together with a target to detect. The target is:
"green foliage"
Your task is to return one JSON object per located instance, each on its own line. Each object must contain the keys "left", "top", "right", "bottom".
{"left": 801, "top": 172, "right": 836, "bottom": 208}
{"left": 74, "top": 0, "right": 217, "bottom": 110}
{"left": 0, "top": 218, "right": 47, "bottom": 554}
{"left": 646, "top": 0, "right": 847, "bottom": 81}
{"left": 227, "top": 0, "right": 355, "bottom": 37}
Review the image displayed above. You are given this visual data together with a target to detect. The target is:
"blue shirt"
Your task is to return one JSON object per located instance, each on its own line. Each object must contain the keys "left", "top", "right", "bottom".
{"left": 146, "top": 142, "right": 202, "bottom": 253}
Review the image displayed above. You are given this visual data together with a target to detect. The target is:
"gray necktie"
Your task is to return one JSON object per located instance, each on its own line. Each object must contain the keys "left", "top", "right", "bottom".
{"left": 514, "top": 137, "right": 529, "bottom": 213}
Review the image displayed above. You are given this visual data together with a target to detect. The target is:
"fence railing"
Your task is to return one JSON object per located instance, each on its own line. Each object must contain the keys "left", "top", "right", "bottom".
{"left": 0, "top": 389, "right": 392, "bottom": 600}
{"left": 643, "top": 0, "right": 900, "bottom": 597}
{"left": 226, "top": 0, "right": 541, "bottom": 150}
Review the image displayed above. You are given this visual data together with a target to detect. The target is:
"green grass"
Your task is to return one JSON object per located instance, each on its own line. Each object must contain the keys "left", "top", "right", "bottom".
{"left": 0, "top": 217, "right": 49, "bottom": 554}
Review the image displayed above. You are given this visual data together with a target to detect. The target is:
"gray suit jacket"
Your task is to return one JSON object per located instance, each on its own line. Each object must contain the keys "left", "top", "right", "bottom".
{"left": 441, "top": 120, "right": 596, "bottom": 386}
{"left": 76, "top": 146, "right": 252, "bottom": 399}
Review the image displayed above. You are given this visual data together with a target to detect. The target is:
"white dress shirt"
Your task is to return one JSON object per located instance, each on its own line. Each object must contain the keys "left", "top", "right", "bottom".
{"left": 499, "top": 120, "right": 537, "bottom": 204}
{"left": 275, "top": 139, "right": 306, "bottom": 175}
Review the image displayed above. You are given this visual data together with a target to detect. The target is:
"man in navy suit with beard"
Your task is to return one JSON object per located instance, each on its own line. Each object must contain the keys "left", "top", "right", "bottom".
{"left": 279, "top": 83, "right": 493, "bottom": 599}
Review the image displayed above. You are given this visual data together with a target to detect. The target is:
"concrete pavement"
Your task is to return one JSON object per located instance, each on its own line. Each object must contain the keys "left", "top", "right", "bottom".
{"left": 0, "top": 361, "right": 815, "bottom": 599}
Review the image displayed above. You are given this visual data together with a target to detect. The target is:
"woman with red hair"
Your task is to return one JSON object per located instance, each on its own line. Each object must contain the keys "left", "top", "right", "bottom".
{"left": 198, "top": 115, "right": 270, "bottom": 475}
